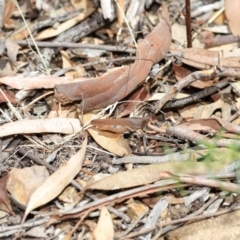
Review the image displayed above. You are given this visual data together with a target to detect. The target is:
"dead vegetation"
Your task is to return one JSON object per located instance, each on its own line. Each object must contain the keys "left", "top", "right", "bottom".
{"left": 1, "top": 0, "right": 240, "bottom": 239}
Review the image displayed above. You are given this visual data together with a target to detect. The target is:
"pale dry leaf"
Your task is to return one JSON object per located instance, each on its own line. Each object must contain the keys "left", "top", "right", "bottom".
{"left": 58, "top": 186, "right": 84, "bottom": 207}
{"left": 25, "top": 225, "right": 48, "bottom": 238}
{"left": 127, "top": 201, "right": 149, "bottom": 222}
{"left": 0, "top": 59, "right": 17, "bottom": 77}
{"left": 0, "top": 74, "right": 76, "bottom": 90}
{"left": 70, "top": 0, "right": 90, "bottom": 9}
{"left": 116, "top": 0, "right": 124, "bottom": 26}
{"left": 0, "top": 118, "right": 81, "bottom": 137}
{"left": 225, "top": 0, "right": 240, "bottom": 36}
{"left": 61, "top": 50, "right": 74, "bottom": 69}
{"left": 148, "top": 92, "right": 189, "bottom": 101}
{"left": 178, "top": 103, "right": 202, "bottom": 119}
{"left": 85, "top": 164, "right": 168, "bottom": 190}
{"left": 3, "top": 0, "right": 15, "bottom": 27}
{"left": 23, "top": 136, "right": 87, "bottom": 219}
{"left": 203, "top": 25, "right": 230, "bottom": 34}
{"left": 7, "top": 166, "right": 49, "bottom": 205}
{"left": 93, "top": 207, "right": 114, "bottom": 240}
{"left": 5, "top": 39, "right": 20, "bottom": 63}
{"left": 85, "top": 149, "right": 238, "bottom": 191}
{"left": 60, "top": 50, "right": 84, "bottom": 78}
{"left": 0, "top": 175, "right": 14, "bottom": 215}
{"left": 82, "top": 113, "right": 131, "bottom": 156}
{"left": 193, "top": 99, "right": 224, "bottom": 119}
{"left": 172, "top": 23, "right": 203, "bottom": 48}
{"left": 35, "top": 7, "right": 95, "bottom": 40}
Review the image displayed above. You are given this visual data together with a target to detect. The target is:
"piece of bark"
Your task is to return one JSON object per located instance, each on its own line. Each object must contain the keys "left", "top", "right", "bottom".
{"left": 55, "top": 3, "right": 171, "bottom": 112}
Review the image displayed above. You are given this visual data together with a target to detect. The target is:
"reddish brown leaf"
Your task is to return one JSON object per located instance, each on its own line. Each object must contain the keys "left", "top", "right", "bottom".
{"left": 170, "top": 48, "right": 240, "bottom": 70}
{"left": 0, "top": 175, "right": 14, "bottom": 215}
{"left": 178, "top": 118, "right": 222, "bottom": 132}
{"left": 55, "top": 3, "right": 171, "bottom": 112}
{"left": 0, "top": 89, "right": 17, "bottom": 103}
{"left": 173, "top": 64, "right": 214, "bottom": 89}
{"left": 91, "top": 117, "right": 149, "bottom": 133}
{"left": 116, "top": 86, "right": 151, "bottom": 118}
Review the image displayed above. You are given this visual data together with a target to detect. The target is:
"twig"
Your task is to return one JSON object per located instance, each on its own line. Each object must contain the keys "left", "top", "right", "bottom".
{"left": 52, "top": 56, "right": 136, "bottom": 77}
{"left": 202, "top": 34, "right": 239, "bottom": 48}
{"left": 185, "top": 0, "right": 192, "bottom": 48}
{"left": 49, "top": 179, "right": 183, "bottom": 216}
{"left": 16, "top": 40, "right": 136, "bottom": 53}
{"left": 163, "top": 80, "right": 229, "bottom": 109}
{"left": 154, "top": 68, "right": 240, "bottom": 112}
{"left": 166, "top": 126, "right": 240, "bottom": 148}
{"left": 154, "top": 69, "right": 215, "bottom": 112}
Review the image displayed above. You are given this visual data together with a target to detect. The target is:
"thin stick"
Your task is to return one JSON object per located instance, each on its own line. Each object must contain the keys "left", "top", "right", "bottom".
{"left": 185, "top": 0, "right": 192, "bottom": 48}
{"left": 15, "top": 40, "right": 136, "bottom": 53}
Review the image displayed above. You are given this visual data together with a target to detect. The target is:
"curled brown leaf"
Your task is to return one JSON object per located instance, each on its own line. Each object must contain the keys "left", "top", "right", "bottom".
{"left": 55, "top": 3, "right": 171, "bottom": 112}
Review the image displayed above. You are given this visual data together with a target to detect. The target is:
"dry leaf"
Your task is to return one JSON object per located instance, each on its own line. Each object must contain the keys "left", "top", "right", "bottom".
{"left": 91, "top": 117, "right": 149, "bottom": 133}
{"left": 172, "top": 23, "right": 203, "bottom": 48}
{"left": 170, "top": 48, "right": 240, "bottom": 70}
{"left": 55, "top": 3, "right": 171, "bottom": 112}
{"left": 0, "top": 175, "right": 14, "bottom": 215}
{"left": 60, "top": 50, "right": 85, "bottom": 78}
{"left": 178, "top": 103, "right": 201, "bottom": 119}
{"left": 25, "top": 226, "right": 48, "bottom": 238}
{"left": 84, "top": 164, "right": 168, "bottom": 190}
{"left": 193, "top": 99, "right": 224, "bottom": 119}
{"left": 22, "top": 136, "right": 87, "bottom": 222}
{"left": 83, "top": 113, "right": 131, "bottom": 156}
{"left": 58, "top": 186, "right": 83, "bottom": 207}
{"left": 225, "top": 0, "right": 240, "bottom": 36}
{"left": 0, "top": 59, "right": 17, "bottom": 77}
{"left": 0, "top": 89, "right": 17, "bottom": 103}
{"left": 5, "top": 39, "right": 21, "bottom": 63}
{"left": 178, "top": 118, "right": 221, "bottom": 132}
{"left": 173, "top": 64, "right": 214, "bottom": 89}
{"left": 85, "top": 149, "right": 237, "bottom": 191}
{"left": 116, "top": 87, "right": 151, "bottom": 118}
{"left": 7, "top": 166, "right": 49, "bottom": 205}
{"left": 0, "top": 74, "right": 75, "bottom": 90}
{"left": 0, "top": 118, "right": 81, "bottom": 137}
{"left": 93, "top": 207, "right": 114, "bottom": 240}
{"left": 3, "top": 0, "right": 15, "bottom": 27}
